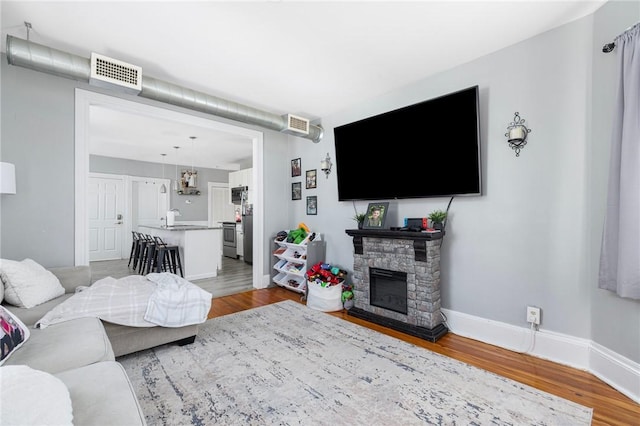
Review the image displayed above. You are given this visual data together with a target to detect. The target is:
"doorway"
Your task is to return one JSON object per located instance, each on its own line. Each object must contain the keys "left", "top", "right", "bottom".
{"left": 74, "top": 89, "right": 266, "bottom": 289}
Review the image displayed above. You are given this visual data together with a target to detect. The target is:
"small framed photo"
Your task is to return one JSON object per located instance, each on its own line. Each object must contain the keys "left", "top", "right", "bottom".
{"left": 291, "top": 182, "right": 302, "bottom": 200}
{"left": 363, "top": 202, "right": 389, "bottom": 229}
{"left": 306, "top": 196, "right": 317, "bottom": 215}
{"left": 291, "top": 158, "right": 301, "bottom": 177}
{"left": 306, "top": 169, "right": 317, "bottom": 189}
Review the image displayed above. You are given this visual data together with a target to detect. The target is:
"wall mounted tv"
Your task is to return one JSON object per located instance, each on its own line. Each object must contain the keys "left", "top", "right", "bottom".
{"left": 333, "top": 85, "right": 482, "bottom": 201}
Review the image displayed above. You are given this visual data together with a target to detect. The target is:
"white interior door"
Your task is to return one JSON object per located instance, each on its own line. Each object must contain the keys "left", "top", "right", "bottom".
{"left": 89, "top": 174, "right": 124, "bottom": 261}
{"left": 209, "top": 182, "right": 236, "bottom": 226}
{"left": 132, "top": 178, "right": 169, "bottom": 230}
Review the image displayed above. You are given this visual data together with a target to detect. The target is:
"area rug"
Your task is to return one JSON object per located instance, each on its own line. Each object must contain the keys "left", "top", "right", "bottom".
{"left": 118, "top": 300, "right": 593, "bottom": 425}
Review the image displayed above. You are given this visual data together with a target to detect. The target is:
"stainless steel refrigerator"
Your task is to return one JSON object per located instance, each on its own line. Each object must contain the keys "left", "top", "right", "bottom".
{"left": 242, "top": 205, "right": 253, "bottom": 265}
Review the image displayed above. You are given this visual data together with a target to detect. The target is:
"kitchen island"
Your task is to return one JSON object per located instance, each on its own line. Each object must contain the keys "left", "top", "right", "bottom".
{"left": 138, "top": 224, "right": 222, "bottom": 280}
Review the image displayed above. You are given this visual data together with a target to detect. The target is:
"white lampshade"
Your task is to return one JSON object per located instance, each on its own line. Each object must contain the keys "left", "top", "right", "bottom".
{"left": 0, "top": 162, "right": 16, "bottom": 194}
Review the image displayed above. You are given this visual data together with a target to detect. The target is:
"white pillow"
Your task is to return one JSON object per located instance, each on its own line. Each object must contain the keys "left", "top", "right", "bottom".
{"left": 0, "top": 365, "right": 73, "bottom": 425}
{"left": 0, "top": 259, "right": 65, "bottom": 308}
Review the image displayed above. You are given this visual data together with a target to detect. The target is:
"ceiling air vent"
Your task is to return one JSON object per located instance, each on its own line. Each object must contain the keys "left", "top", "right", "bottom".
{"left": 89, "top": 53, "right": 142, "bottom": 94}
{"left": 282, "top": 114, "right": 310, "bottom": 136}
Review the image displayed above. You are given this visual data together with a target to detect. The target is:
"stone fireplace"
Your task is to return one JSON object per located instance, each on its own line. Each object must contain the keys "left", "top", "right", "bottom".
{"left": 345, "top": 229, "right": 447, "bottom": 342}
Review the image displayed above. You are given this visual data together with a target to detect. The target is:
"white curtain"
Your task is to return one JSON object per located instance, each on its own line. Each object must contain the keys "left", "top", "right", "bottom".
{"left": 598, "top": 23, "right": 640, "bottom": 300}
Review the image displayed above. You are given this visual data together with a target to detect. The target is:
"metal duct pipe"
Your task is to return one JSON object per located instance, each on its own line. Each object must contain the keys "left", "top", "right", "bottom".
{"left": 6, "top": 35, "right": 323, "bottom": 143}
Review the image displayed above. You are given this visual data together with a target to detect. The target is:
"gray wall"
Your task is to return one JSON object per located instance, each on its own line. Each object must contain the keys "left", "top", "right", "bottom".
{"left": 1, "top": 58, "right": 77, "bottom": 266}
{"left": 91, "top": 155, "right": 231, "bottom": 221}
{"left": 1, "top": 55, "right": 293, "bottom": 274}
{"left": 288, "top": 3, "right": 639, "bottom": 362}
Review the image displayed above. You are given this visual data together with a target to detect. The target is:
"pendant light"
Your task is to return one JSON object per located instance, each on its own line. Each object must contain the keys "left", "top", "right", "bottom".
{"left": 188, "top": 136, "right": 197, "bottom": 187}
{"left": 173, "top": 146, "right": 180, "bottom": 192}
{"left": 159, "top": 153, "right": 167, "bottom": 193}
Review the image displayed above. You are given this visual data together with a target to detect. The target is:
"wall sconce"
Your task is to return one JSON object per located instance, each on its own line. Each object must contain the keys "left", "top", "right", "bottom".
{"left": 320, "top": 153, "right": 332, "bottom": 178}
{"left": 505, "top": 112, "right": 532, "bottom": 157}
{"left": 0, "top": 162, "right": 16, "bottom": 194}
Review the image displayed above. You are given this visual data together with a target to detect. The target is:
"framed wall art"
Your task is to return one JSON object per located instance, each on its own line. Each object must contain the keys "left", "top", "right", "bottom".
{"left": 363, "top": 202, "right": 389, "bottom": 229}
{"left": 291, "top": 158, "right": 301, "bottom": 177}
{"left": 292, "top": 182, "right": 302, "bottom": 200}
{"left": 306, "top": 169, "right": 317, "bottom": 189}
{"left": 306, "top": 196, "right": 317, "bottom": 215}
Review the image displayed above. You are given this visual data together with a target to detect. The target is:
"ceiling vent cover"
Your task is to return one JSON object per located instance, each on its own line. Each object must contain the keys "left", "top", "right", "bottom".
{"left": 90, "top": 53, "right": 142, "bottom": 94}
{"left": 282, "top": 114, "right": 310, "bottom": 136}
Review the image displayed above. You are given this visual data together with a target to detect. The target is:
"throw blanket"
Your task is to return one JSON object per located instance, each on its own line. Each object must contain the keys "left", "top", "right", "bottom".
{"left": 35, "top": 274, "right": 212, "bottom": 329}
{"left": 144, "top": 273, "right": 213, "bottom": 327}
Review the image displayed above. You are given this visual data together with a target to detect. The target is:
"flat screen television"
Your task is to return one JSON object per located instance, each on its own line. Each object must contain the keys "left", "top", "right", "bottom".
{"left": 333, "top": 85, "right": 482, "bottom": 201}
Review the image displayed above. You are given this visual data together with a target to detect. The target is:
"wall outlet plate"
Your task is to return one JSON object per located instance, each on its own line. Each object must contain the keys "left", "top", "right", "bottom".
{"left": 527, "top": 306, "right": 541, "bottom": 325}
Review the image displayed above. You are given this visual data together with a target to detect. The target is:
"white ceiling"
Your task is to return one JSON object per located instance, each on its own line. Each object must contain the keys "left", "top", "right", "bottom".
{"left": 1, "top": 1, "right": 607, "bottom": 169}
{"left": 88, "top": 105, "right": 256, "bottom": 170}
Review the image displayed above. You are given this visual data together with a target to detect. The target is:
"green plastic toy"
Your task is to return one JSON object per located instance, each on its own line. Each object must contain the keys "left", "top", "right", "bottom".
{"left": 288, "top": 227, "right": 307, "bottom": 244}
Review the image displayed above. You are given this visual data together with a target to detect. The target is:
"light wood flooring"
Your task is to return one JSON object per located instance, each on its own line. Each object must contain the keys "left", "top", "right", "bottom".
{"left": 90, "top": 259, "right": 639, "bottom": 425}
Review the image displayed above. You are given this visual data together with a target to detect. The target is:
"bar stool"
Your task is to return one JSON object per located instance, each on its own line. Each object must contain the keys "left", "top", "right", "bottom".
{"left": 167, "top": 245, "right": 184, "bottom": 277}
{"left": 147, "top": 236, "right": 183, "bottom": 277}
{"left": 128, "top": 231, "right": 141, "bottom": 269}
{"left": 143, "top": 236, "right": 169, "bottom": 275}
{"left": 137, "top": 234, "right": 156, "bottom": 275}
{"left": 131, "top": 232, "right": 150, "bottom": 271}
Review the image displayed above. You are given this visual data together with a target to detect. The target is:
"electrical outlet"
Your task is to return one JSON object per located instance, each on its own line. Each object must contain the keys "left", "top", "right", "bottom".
{"left": 527, "top": 306, "right": 541, "bottom": 325}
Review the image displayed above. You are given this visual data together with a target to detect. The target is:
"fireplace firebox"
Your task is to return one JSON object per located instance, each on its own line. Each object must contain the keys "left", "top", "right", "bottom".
{"left": 370, "top": 268, "right": 408, "bottom": 314}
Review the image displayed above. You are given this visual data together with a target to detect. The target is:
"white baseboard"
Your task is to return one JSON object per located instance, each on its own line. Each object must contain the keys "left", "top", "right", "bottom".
{"left": 589, "top": 341, "right": 640, "bottom": 404}
{"left": 255, "top": 273, "right": 271, "bottom": 289}
{"left": 441, "top": 308, "right": 640, "bottom": 403}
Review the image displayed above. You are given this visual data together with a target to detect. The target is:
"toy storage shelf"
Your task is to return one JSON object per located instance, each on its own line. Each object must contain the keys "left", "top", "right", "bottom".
{"left": 272, "top": 231, "right": 326, "bottom": 294}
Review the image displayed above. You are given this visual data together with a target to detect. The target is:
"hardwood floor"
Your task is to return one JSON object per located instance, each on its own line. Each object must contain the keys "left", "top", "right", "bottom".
{"left": 209, "top": 287, "right": 640, "bottom": 426}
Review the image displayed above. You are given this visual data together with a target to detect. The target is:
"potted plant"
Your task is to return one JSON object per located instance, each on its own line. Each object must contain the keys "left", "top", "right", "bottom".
{"left": 428, "top": 209, "right": 447, "bottom": 231}
{"left": 353, "top": 212, "right": 366, "bottom": 229}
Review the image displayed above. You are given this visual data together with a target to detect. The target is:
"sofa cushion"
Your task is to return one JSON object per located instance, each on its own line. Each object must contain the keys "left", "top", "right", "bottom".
{"left": 48, "top": 265, "right": 92, "bottom": 293}
{"left": 2, "top": 317, "right": 115, "bottom": 374}
{"left": 0, "top": 259, "right": 65, "bottom": 308}
{"left": 0, "top": 306, "right": 30, "bottom": 366}
{"left": 0, "top": 365, "right": 73, "bottom": 425}
{"left": 55, "top": 361, "right": 146, "bottom": 426}
{"left": 2, "top": 293, "right": 74, "bottom": 327}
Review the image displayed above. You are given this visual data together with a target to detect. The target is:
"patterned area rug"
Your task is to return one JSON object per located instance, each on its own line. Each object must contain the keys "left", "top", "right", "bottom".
{"left": 119, "top": 300, "right": 593, "bottom": 425}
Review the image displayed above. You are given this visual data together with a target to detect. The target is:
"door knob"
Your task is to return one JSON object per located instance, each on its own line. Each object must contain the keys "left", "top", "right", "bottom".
{"left": 115, "top": 221, "right": 123, "bottom": 225}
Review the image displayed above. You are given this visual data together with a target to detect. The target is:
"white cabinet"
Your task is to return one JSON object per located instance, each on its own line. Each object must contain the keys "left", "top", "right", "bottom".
{"left": 228, "top": 171, "right": 241, "bottom": 189}
{"left": 272, "top": 230, "right": 325, "bottom": 294}
{"left": 228, "top": 168, "right": 253, "bottom": 204}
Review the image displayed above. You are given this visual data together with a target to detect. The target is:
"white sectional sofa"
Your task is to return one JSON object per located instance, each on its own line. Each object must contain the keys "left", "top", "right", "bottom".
{"left": 0, "top": 265, "right": 146, "bottom": 424}
{"left": 0, "top": 264, "right": 203, "bottom": 424}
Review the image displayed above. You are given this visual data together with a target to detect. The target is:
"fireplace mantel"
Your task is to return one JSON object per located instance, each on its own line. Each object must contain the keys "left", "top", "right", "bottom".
{"left": 345, "top": 229, "right": 444, "bottom": 262}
